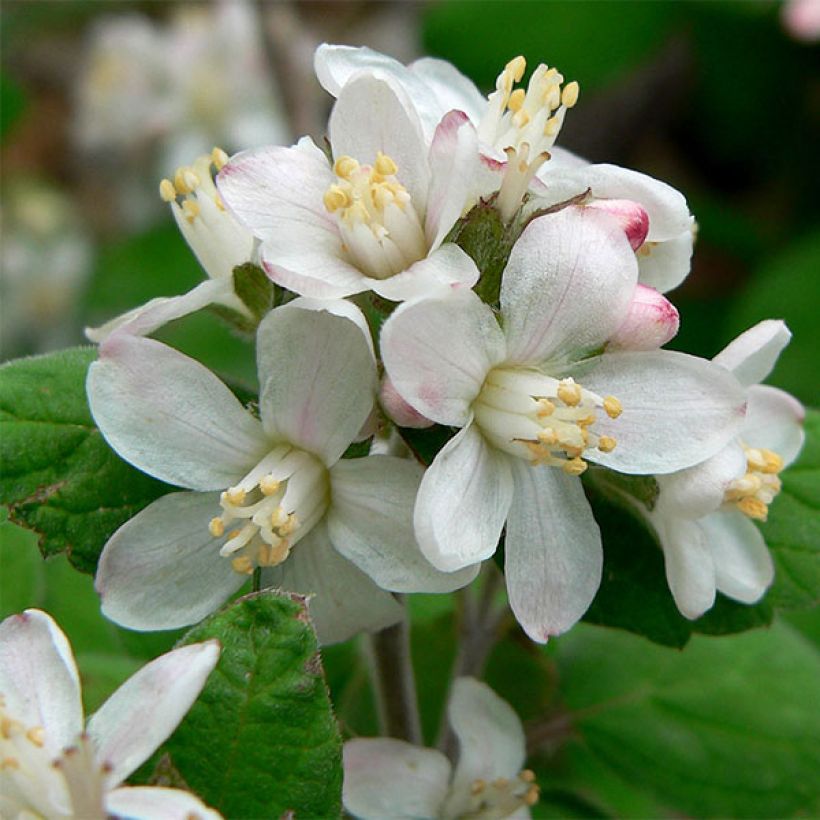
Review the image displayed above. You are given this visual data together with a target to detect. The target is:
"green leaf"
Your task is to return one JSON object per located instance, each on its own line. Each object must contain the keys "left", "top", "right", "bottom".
{"left": 163, "top": 590, "right": 342, "bottom": 819}
{"left": 760, "top": 408, "right": 820, "bottom": 610}
{"left": 549, "top": 621, "right": 820, "bottom": 818}
{"left": 0, "top": 347, "right": 173, "bottom": 573}
{"left": 208, "top": 263, "right": 277, "bottom": 334}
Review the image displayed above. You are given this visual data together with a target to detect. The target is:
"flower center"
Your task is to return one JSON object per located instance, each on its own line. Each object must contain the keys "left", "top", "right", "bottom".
{"left": 473, "top": 367, "right": 621, "bottom": 475}
{"left": 208, "top": 446, "right": 329, "bottom": 575}
{"left": 160, "top": 147, "right": 254, "bottom": 282}
{"left": 478, "top": 56, "right": 579, "bottom": 221}
{"left": 458, "top": 769, "right": 540, "bottom": 818}
{"left": 723, "top": 443, "right": 784, "bottom": 521}
{"left": 323, "top": 152, "right": 427, "bottom": 280}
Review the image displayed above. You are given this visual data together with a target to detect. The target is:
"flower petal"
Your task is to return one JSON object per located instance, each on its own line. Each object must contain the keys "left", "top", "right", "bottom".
{"left": 327, "top": 455, "right": 479, "bottom": 592}
{"left": 500, "top": 206, "right": 638, "bottom": 365}
{"left": 329, "top": 73, "right": 429, "bottom": 208}
{"left": 743, "top": 385, "right": 805, "bottom": 466}
{"left": 284, "top": 296, "right": 375, "bottom": 357}
{"left": 0, "top": 609, "right": 82, "bottom": 753}
{"left": 106, "top": 787, "right": 222, "bottom": 820}
{"left": 257, "top": 305, "right": 376, "bottom": 465}
{"left": 343, "top": 738, "right": 451, "bottom": 820}
{"left": 636, "top": 229, "right": 694, "bottom": 293}
{"left": 381, "top": 290, "right": 506, "bottom": 426}
{"left": 655, "top": 439, "right": 747, "bottom": 519}
{"left": 581, "top": 350, "right": 747, "bottom": 474}
{"left": 712, "top": 320, "right": 792, "bottom": 388}
{"left": 88, "top": 641, "right": 219, "bottom": 786}
{"left": 656, "top": 516, "right": 716, "bottom": 619}
{"left": 701, "top": 510, "right": 774, "bottom": 604}
{"left": 370, "top": 243, "right": 479, "bottom": 302}
{"left": 447, "top": 677, "right": 526, "bottom": 807}
{"left": 504, "top": 463, "right": 602, "bottom": 642}
{"left": 263, "top": 523, "right": 403, "bottom": 646}
{"left": 410, "top": 57, "right": 486, "bottom": 123}
{"left": 95, "top": 492, "right": 245, "bottom": 630}
{"left": 414, "top": 423, "right": 514, "bottom": 572}
{"left": 88, "top": 334, "right": 268, "bottom": 490}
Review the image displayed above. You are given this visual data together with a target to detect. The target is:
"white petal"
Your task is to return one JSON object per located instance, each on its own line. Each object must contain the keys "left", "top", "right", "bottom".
{"left": 327, "top": 455, "right": 479, "bottom": 593}
{"left": 447, "top": 678, "right": 526, "bottom": 804}
{"left": 504, "top": 463, "right": 602, "bottom": 642}
{"left": 343, "top": 738, "right": 451, "bottom": 820}
{"left": 0, "top": 610, "right": 83, "bottom": 753}
{"left": 370, "top": 243, "right": 479, "bottom": 303}
{"left": 581, "top": 350, "right": 747, "bottom": 474}
{"left": 410, "top": 57, "right": 487, "bottom": 123}
{"left": 105, "top": 787, "right": 222, "bottom": 820}
{"left": 743, "top": 385, "right": 805, "bottom": 466}
{"left": 381, "top": 291, "right": 506, "bottom": 426}
{"left": 95, "top": 492, "right": 245, "bottom": 631}
{"left": 88, "top": 334, "right": 268, "bottom": 490}
{"left": 263, "top": 523, "right": 403, "bottom": 646}
{"left": 284, "top": 296, "right": 375, "bottom": 357}
{"left": 713, "top": 320, "right": 792, "bottom": 387}
{"left": 702, "top": 510, "right": 774, "bottom": 604}
{"left": 500, "top": 206, "right": 638, "bottom": 365}
{"left": 85, "top": 279, "right": 238, "bottom": 343}
{"left": 88, "top": 641, "right": 219, "bottom": 786}
{"left": 637, "top": 229, "right": 694, "bottom": 293}
{"left": 257, "top": 305, "right": 376, "bottom": 465}
{"left": 657, "top": 516, "right": 716, "bottom": 619}
{"left": 414, "top": 423, "right": 514, "bottom": 572}
{"left": 329, "top": 73, "right": 430, "bottom": 208}
{"left": 655, "top": 439, "right": 747, "bottom": 519}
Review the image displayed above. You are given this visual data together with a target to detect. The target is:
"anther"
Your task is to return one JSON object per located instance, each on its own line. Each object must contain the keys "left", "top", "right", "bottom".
{"left": 520, "top": 769, "right": 536, "bottom": 783}
{"left": 738, "top": 497, "right": 768, "bottom": 520}
{"left": 598, "top": 435, "right": 617, "bottom": 453}
{"left": 603, "top": 396, "right": 623, "bottom": 419}
{"left": 333, "top": 155, "right": 359, "bottom": 179}
{"left": 211, "top": 146, "right": 229, "bottom": 170}
{"left": 561, "top": 81, "right": 580, "bottom": 108}
{"left": 525, "top": 785, "right": 541, "bottom": 806}
{"left": 208, "top": 517, "right": 225, "bottom": 538}
{"left": 537, "top": 429, "right": 558, "bottom": 445}
{"left": 159, "top": 178, "right": 177, "bottom": 202}
{"left": 536, "top": 398, "right": 555, "bottom": 417}
{"left": 225, "top": 487, "right": 246, "bottom": 506}
{"left": 471, "top": 779, "right": 486, "bottom": 795}
{"left": 182, "top": 200, "right": 201, "bottom": 222}
{"left": 231, "top": 556, "right": 254, "bottom": 575}
{"left": 323, "top": 185, "right": 349, "bottom": 213}
{"left": 544, "top": 115, "right": 561, "bottom": 137}
{"left": 260, "top": 475, "right": 281, "bottom": 496}
{"left": 507, "top": 56, "right": 527, "bottom": 83}
{"left": 26, "top": 726, "right": 45, "bottom": 747}
{"left": 374, "top": 152, "right": 398, "bottom": 176}
{"left": 1, "top": 757, "right": 20, "bottom": 770}
{"left": 562, "top": 457, "right": 588, "bottom": 476}
{"left": 508, "top": 88, "right": 526, "bottom": 112}
{"left": 174, "top": 167, "right": 200, "bottom": 194}
{"left": 557, "top": 380, "right": 582, "bottom": 406}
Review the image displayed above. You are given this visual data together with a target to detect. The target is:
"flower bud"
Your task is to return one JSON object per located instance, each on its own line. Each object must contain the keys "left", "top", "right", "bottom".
{"left": 586, "top": 198, "right": 649, "bottom": 251}
{"left": 608, "top": 284, "right": 680, "bottom": 351}
{"left": 380, "top": 376, "right": 434, "bottom": 429}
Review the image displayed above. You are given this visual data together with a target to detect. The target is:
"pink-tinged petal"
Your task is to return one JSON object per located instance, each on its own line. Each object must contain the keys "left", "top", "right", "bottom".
{"left": 370, "top": 243, "right": 480, "bottom": 303}
{"left": 607, "top": 284, "right": 679, "bottom": 351}
{"left": 106, "top": 787, "right": 222, "bottom": 820}
{"left": 414, "top": 423, "right": 514, "bottom": 572}
{"left": 581, "top": 350, "right": 747, "bottom": 475}
{"left": 263, "top": 523, "right": 403, "bottom": 646}
{"left": 284, "top": 296, "right": 374, "bottom": 357}
{"left": 0, "top": 610, "right": 82, "bottom": 753}
{"left": 257, "top": 305, "right": 376, "bottom": 466}
{"left": 95, "top": 492, "right": 245, "bottom": 631}
{"left": 409, "top": 56, "right": 487, "bottom": 123}
{"left": 330, "top": 73, "right": 429, "bottom": 209}
{"left": 743, "top": 385, "right": 805, "bottom": 466}
{"left": 713, "top": 320, "right": 792, "bottom": 388}
{"left": 380, "top": 375, "right": 434, "bottom": 428}
{"left": 343, "top": 738, "right": 451, "bottom": 820}
{"left": 88, "top": 334, "right": 268, "bottom": 490}
{"left": 656, "top": 439, "right": 746, "bottom": 519}
{"left": 446, "top": 677, "right": 526, "bottom": 815}
{"left": 425, "top": 112, "right": 497, "bottom": 250}
{"left": 504, "top": 463, "right": 602, "bottom": 643}
{"left": 87, "top": 641, "right": 219, "bottom": 786}
{"left": 85, "top": 278, "right": 240, "bottom": 343}
{"left": 702, "top": 510, "right": 774, "bottom": 604}
{"left": 656, "top": 516, "right": 716, "bottom": 619}
{"left": 782, "top": 0, "right": 820, "bottom": 42}
{"left": 636, "top": 228, "right": 694, "bottom": 293}
{"left": 381, "top": 290, "right": 506, "bottom": 426}
{"left": 585, "top": 199, "right": 649, "bottom": 250}
{"left": 328, "top": 455, "right": 478, "bottom": 593}
{"left": 501, "top": 206, "right": 638, "bottom": 365}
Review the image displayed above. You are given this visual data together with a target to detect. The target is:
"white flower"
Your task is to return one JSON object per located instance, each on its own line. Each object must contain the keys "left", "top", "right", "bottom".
{"left": 216, "top": 75, "right": 489, "bottom": 301}
{"left": 0, "top": 608, "right": 220, "bottom": 820}
{"left": 343, "top": 677, "right": 536, "bottom": 819}
{"left": 648, "top": 320, "right": 805, "bottom": 618}
{"left": 314, "top": 45, "right": 695, "bottom": 293}
{"left": 87, "top": 301, "right": 475, "bottom": 644}
{"left": 86, "top": 147, "right": 256, "bottom": 343}
{"left": 381, "top": 207, "right": 746, "bottom": 641}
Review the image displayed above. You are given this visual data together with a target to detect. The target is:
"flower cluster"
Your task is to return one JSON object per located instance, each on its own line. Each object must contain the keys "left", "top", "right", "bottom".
{"left": 86, "top": 44, "right": 803, "bottom": 651}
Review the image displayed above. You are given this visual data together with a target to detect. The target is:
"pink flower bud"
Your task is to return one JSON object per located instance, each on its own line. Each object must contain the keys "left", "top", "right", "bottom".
{"left": 608, "top": 284, "right": 680, "bottom": 351}
{"left": 587, "top": 199, "right": 649, "bottom": 251}
{"left": 380, "top": 376, "right": 434, "bottom": 429}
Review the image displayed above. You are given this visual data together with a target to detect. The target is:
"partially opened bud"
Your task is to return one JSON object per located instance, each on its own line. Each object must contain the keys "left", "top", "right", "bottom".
{"left": 608, "top": 284, "right": 680, "bottom": 351}
{"left": 586, "top": 198, "right": 649, "bottom": 251}
{"left": 380, "top": 376, "right": 434, "bottom": 429}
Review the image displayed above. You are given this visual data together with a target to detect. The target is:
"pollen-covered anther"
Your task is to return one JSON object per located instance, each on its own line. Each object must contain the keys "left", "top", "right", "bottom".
{"left": 724, "top": 443, "right": 785, "bottom": 521}
{"left": 211, "top": 146, "right": 228, "bottom": 170}
{"left": 208, "top": 517, "right": 225, "bottom": 538}
{"left": 467, "top": 767, "right": 540, "bottom": 814}
{"left": 603, "top": 396, "right": 623, "bottom": 419}
{"left": 563, "top": 457, "right": 588, "bottom": 476}
{"left": 225, "top": 487, "right": 246, "bottom": 506}
{"left": 598, "top": 435, "right": 617, "bottom": 453}
{"left": 260, "top": 475, "right": 281, "bottom": 496}
{"left": 557, "top": 379, "right": 582, "bottom": 406}
{"left": 231, "top": 556, "right": 254, "bottom": 575}
{"left": 159, "top": 178, "right": 177, "bottom": 202}
{"left": 26, "top": 726, "right": 45, "bottom": 747}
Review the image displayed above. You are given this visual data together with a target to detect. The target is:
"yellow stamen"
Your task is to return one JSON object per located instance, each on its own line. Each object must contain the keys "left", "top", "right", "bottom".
{"left": 26, "top": 727, "right": 45, "bottom": 747}
{"left": 557, "top": 380, "right": 582, "bottom": 407}
{"left": 225, "top": 487, "right": 246, "bottom": 506}
{"left": 562, "top": 457, "right": 588, "bottom": 476}
{"left": 323, "top": 184, "right": 350, "bottom": 213}
{"left": 231, "top": 555, "right": 254, "bottom": 575}
{"left": 536, "top": 398, "right": 555, "bottom": 417}
{"left": 598, "top": 435, "right": 617, "bottom": 453}
{"left": 209, "top": 517, "right": 225, "bottom": 538}
{"left": 507, "top": 88, "right": 526, "bottom": 112}
{"left": 561, "top": 81, "right": 580, "bottom": 108}
{"left": 260, "top": 475, "right": 281, "bottom": 496}
{"left": 507, "top": 55, "right": 527, "bottom": 83}
{"left": 182, "top": 200, "right": 200, "bottom": 223}
{"left": 737, "top": 497, "right": 768, "bottom": 520}
{"left": 603, "top": 396, "right": 622, "bottom": 419}
{"left": 211, "top": 146, "right": 229, "bottom": 170}
{"left": 159, "top": 178, "right": 177, "bottom": 202}
{"left": 333, "top": 155, "right": 359, "bottom": 179}
{"left": 374, "top": 151, "right": 398, "bottom": 176}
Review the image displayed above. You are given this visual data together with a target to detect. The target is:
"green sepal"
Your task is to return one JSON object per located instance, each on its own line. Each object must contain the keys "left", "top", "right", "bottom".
{"left": 208, "top": 263, "right": 277, "bottom": 333}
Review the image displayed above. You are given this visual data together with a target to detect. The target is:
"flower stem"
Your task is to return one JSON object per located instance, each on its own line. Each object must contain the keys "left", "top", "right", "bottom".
{"left": 365, "top": 602, "right": 423, "bottom": 744}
